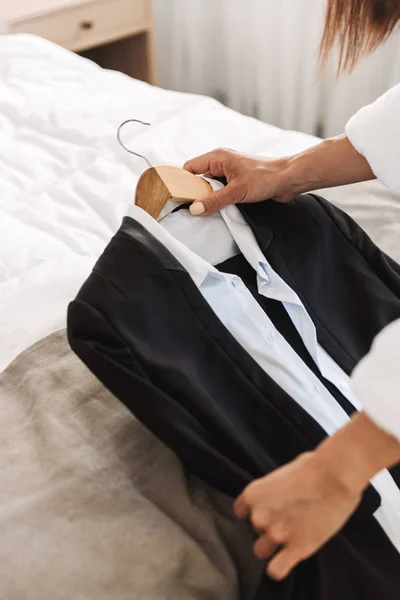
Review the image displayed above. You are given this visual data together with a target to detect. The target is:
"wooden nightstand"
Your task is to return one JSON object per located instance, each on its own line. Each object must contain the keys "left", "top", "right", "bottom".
{"left": 0, "top": 0, "right": 155, "bottom": 84}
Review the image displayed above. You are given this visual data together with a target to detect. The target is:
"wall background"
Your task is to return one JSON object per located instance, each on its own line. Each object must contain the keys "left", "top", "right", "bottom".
{"left": 153, "top": 0, "right": 400, "bottom": 137}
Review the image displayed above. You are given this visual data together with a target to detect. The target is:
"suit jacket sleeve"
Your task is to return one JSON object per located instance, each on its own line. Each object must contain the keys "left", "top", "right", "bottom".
{"left": 345, "top": 82, "right": 400, "bottom": 196}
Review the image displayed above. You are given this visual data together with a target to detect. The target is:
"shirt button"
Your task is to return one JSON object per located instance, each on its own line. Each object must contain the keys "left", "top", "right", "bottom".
{"left": 267, "top": 332, "right": 275, "bottom": 341}
{"left": 314, "top": 384, "right": 321, "bottom": 393}
{"left": 339, "top": 382, "right": 348, "bottom": 392}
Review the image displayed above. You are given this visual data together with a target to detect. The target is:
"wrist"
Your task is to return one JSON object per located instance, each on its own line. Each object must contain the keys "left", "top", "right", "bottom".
{"left": 270, "top": 134, "right": 374, "bottom": 202}
{"left": 316, "top": 413, "right": 400, "bottom": 497}
{"left": 268, "top": 146, "right": 328, "bottom": 201}
{"left": 282, "top": 153, "right": 314, "bottom": 197}
{"left": 315, "top": 438, "right": 372, "bottom": 499}
{"left": 293, "top": 451, "right": 363, "bottom": 507}
{"left": 282, "top": 138, "right": 340, "bottom": 196}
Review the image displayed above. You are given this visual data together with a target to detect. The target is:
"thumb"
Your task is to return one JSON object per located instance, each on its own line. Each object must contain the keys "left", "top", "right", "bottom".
{"left": 189, "top": 186, "right": 238, "bottom": 216}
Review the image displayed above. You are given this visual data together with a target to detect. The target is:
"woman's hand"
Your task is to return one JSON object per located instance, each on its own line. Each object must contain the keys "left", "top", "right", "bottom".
{"left": 184, "top": 149, "right": 295, "bottom": 216}
{"left": 184, "top": 136, "right": 375, "bottom": 216}
{"left": 234, "top": 452, "right": 362, "bottom": 581}
{"left": 234, "top": 412, "right": 400, "bottom": 581}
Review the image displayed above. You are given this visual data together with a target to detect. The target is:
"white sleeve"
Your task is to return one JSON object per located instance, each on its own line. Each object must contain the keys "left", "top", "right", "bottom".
{"left": 351, "top": 319, "right": 400, "bottom": 441}
{"left": 345, "top": 83, "right": 400, "bottom": 197}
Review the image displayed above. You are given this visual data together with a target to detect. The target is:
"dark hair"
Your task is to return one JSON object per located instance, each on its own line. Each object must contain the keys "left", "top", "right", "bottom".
{"left": 320, "top": 0, "right": 400, "bottom": 73}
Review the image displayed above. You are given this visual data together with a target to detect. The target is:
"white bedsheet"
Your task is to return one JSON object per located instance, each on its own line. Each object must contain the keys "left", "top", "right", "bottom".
{"left": 1, "top": 34, "right": 400, "bottom": 371}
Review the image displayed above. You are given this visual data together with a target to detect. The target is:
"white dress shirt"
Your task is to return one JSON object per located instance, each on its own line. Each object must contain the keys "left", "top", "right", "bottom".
{"left": 346, "top": 83, "right": 400, "bottom": 442}
{"left": 127, "top": 202, "right": 400, "bottom": 551}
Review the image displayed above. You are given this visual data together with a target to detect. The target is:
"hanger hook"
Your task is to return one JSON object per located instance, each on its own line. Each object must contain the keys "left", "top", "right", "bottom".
{"left": 117, "top": 119, "right": 153, "bottom": 169}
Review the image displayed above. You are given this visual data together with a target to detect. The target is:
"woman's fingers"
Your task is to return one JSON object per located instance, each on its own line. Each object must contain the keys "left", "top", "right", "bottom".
{"left": 184, "top": 147, "right": 298, "bottom": 212}
{"left": 233, "top": 495, "right": 249, "bottom": 519}
{"left": 184, "top": 149, "right": 241, "bottom": 215}
{"left": 267, "top": 547, "right": 303, "bottom": 581}
{"left": 251, "top": 506, "right": 273, "bottom": 531}
{"left": 233, "top": 451, "right": 364, "bottom": 580}
{"left": 234, "top": 475, "right": 278, "bottom": 518}
{"left": 184, "top": 150, "right": 226, "bottom": 177}
{"left": 189, "top": 184, "right": 244, "bottom": 216}
{"left": 234, "top": 484, "right": 254, "bottom": 518}
{"left": 253, "top": 533, "right": 279, "bottom": 560}
{"left": 183, "top": 154, "right": 211, "bottom": 174}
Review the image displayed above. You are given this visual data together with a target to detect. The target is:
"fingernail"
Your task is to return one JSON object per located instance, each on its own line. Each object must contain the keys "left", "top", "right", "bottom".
{"left": 190, "top": 201, "right": 205, "bottom": 216}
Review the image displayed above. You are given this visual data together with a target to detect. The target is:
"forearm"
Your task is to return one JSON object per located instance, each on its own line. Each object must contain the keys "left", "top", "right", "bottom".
{"left": 278, "top": 134, "right": 376, "bottom": 198}
{"left": 184, "top": 136, "right": 377, "bottom": 213}
{"left": 316, "top": 412, "right": 400, "bottom": 495}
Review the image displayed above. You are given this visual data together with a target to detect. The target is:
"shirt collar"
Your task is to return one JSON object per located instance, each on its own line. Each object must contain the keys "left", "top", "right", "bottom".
{"left": 221, "top": 205, "right": 302, "bottom": 306}
{"left": 127, "top": 204, "right": 301, "bottom": 305}
{"left": 127, "top": 205, "right": 217, "bottom": 287}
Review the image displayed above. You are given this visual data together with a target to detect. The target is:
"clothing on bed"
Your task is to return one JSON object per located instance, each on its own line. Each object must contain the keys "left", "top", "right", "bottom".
{"left": 0, "top": 330, "right": 262, "bottom": 600}
{"left": 128, "top": 204, "right": 361, "bottom": 434}
{"left": 164, "top": 200, "right": 400, "bottom": 515}
{"left": 70, "top": 197, "right": 400, "bottom": 546}
{"left": 68, "top": 193, "right": 400, "bottom": 599}
{"left": 166, "top": 201, "right": 364, "bottom": 414}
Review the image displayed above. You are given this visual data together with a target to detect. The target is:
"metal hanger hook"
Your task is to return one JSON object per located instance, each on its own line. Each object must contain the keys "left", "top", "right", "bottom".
{"left": 117, "top": 119, "right": 153, "bottom": 169}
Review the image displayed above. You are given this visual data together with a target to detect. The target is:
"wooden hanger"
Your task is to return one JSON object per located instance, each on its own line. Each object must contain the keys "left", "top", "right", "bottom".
{"left": 117, "top": 119, "right": 211, "bottom": 220}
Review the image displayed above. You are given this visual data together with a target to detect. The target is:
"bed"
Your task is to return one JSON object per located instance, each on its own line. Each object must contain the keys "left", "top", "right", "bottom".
{"left": 1, "top": 34, "right": 400, "bottom": 600}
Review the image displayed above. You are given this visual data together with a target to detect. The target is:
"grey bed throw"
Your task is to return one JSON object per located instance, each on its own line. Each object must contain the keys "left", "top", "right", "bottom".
{"left": 0, "top": 330, "right": 261, "bottom": 600}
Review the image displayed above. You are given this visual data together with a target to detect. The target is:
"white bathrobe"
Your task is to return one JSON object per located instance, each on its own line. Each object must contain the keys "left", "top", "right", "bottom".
{"left": 346, "top": 83, "right": 400, "bottom": 441}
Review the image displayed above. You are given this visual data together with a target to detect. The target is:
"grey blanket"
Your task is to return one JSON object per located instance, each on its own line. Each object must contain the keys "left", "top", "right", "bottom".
{"left": 0, "top": 330, "right": 261, "bottom": 599}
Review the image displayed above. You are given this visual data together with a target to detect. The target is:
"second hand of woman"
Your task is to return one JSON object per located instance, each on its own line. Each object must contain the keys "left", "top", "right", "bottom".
{"left": 233, "top": 412, "right": 400, "bottom": 581}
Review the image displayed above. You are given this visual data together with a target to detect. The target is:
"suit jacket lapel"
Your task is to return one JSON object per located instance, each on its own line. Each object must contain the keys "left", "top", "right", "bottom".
{"left": 238, "top": 199, "right": 356, "bottom": 375}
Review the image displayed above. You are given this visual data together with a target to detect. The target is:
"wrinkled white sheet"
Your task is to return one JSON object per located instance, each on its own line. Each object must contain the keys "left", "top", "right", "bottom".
{"left": 1, "top": 34, "right": 400, "bottom": 371}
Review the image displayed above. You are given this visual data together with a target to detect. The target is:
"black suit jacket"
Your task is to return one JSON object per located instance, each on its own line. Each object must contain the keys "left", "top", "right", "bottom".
{"left": 242, "top": 195, "right": 400, "bottom": 373}
{"left": 68, "top": 194, "right": 400, "bottom": 599}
